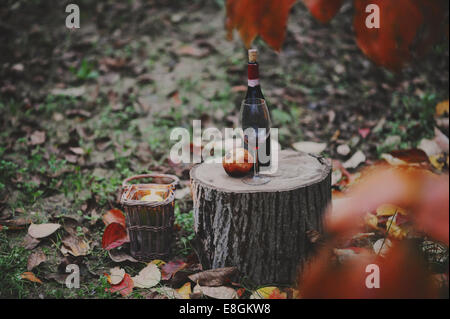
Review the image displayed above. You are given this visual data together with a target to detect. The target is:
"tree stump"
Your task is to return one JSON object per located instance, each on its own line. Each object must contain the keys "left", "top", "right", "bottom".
{"left": 190, "top": 150, "right": 332, "bottom": 285}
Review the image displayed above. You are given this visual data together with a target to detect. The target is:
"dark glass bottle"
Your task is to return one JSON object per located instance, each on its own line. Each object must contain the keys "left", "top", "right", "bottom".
{"left": 244, "top": 49, "right": 271, "bottom": 169}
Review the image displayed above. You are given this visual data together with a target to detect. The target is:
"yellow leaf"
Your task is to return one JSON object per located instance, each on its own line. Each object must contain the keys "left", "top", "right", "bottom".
{"left": 250, "top": 286, "right": 279, "bottom": 299}
{"left": 376, "top": 204, "right": 407, "bottom": 216}
{"left": 429, "top": 154, "right": 446, "bottom": 171}
{"left": 150, "top": 259, "right": 166, "bottom": 267}
{"left": 21, "top": 272, "right": 43, "bottom": 284}
{"left": 436, "top": 100, "right": 449, "bottom": 116}
{"left": 364, "top": 213, "right": 378, "bottom": 230}
{"left": 386, "top": 216, "right": 408, "bottom": 240}
{"left": 176, "top": 282, "right": 191, "bottom": 299}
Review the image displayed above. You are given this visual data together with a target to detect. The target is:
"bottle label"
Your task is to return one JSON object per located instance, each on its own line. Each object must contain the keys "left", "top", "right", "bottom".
{"left": 248, "top": 79, "right": 260, "bottom": 87}
{"left": 248, "top": 63, "right": 260, "bottom": 87}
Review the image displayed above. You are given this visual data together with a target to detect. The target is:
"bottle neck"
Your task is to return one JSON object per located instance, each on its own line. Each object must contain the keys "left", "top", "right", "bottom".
{"left": 247, "top": 62, "right": 260, "bottom": 88}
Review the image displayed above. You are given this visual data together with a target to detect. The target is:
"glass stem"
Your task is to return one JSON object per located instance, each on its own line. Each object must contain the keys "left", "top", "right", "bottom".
{"left": 254, "top": 147, "right": 259, "bottom": 178}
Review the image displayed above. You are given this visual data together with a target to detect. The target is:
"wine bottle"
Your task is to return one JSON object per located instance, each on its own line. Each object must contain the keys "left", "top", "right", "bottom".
{"left": 245, "top": 49, "right": 271, "bottom": 169}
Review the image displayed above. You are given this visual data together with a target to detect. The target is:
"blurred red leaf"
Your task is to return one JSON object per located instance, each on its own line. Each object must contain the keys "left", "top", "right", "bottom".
{"left": 107, "top": 273, "right": 134, "bottom": 297}
{"left": 353, "top": 0, "right": 446, "bottom": 71}
{"left": 300, "top": 242, "right": 438, "bottom": 298}
{"left": 415, "top": 176, "right": 449, "bottom": 245}
{"left": 225, "top": 0, "right": 446, "bottom": 71}
{"left": 326, "top": 165, "right": 448, "bottom": 245}
{"left": 302, "top": 0, "right": 344, "bottom": 23}
{"left": 226, "top": 0, "right": 296, "bottom": 51}
{"left": 161, "top": 260, "right": 187, "bottom": 281}
{"left": 102, "top": 208, "right": 126, "bottom": 228}
{"left": 102, "top": 222, "right": 129, "bottom": 250}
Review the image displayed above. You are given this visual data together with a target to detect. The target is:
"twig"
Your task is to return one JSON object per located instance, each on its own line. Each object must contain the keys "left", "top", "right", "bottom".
{"left": 377, "top": 210, "right": 398, "bottom": 256}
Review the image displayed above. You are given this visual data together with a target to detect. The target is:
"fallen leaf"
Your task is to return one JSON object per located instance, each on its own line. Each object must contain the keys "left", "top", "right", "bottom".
{"left": 386, "top": 215, "right": 408, "bottom": 240}
{"left": 108, "top": 273, "right": 134, "bottom": 297}
{"left": 28, "top": 223, "right": 61, "bottom": 239}
{"left": 102, "top": 209, "right": 126, "bottom": 228}
{"left": 434, "top": 127, "right": 449, "bottom": 154}
{"left": 69, "top": 147, "right": 85, "bottom": 155}
{"left": 376, "top": 204, "right": 407, "bottom": 216}
{"left": 21, "top": 272, "right": 43, "bottom": 284}
{"left": 436, "top": 100, "right": 449, "bottom": 116}
{"left": 29, "top": 131, "right": 46, "bottom": 145}
{"left": 268, "top": 288, "right": 287, "bottom": 299}
{"left": 132, "top": 263, "right": 161, "bottom": 288}
{"left": 27, "top": 249, "right": 46, "bottom": 271}
{"left": 161, "top": 260, "right": 187, "bottom": 281}
{"left": 395, "top": 147, "right": 434, "bottom": 163}
{"left": 336, "top": 144, "right": 351, "bottom": 156}
{"left": 373, "top": 238, "right": 393, "bottom": 257}
{"left": 102, "top": 222, "right": 129, "bottom": 250}
{"left": 108, "top": 249, "right": 138, "bottom": 263}
{"left": 150, "top": 259, "right": 166, "bottom": 267}
{"left": 250, "top": 286, "right": 280, "bottom": 299}
{"left": 358, "top": 128, "right": 371, "bottom": 139}
{"left": 177, "top": 45, "right": 209, "bottom": 58}
{"left": 364, "top": 213, "right": 378, "bottom": 230}
{"left": 188, "top": 267, "right": 238, "bottom": 287}
{"left": 51, "top": 86, "right": 86, "bottom": 97}
{"left": 109, "top": 267, "right": 126, "bottom": 285}
{"left": 176, "top": 282, "right": 192, "bottom": 299}
{"left": 22, "top": 234, "right": 41, "bottom": 250}
{"left": 61, "top": 234, "right": 90, "bottom": 256}
{"left": 194, "top": 284, "right": 238, "bottom": 299}
{"left": 343, "top": 151, "right": 366, "bottom": 169}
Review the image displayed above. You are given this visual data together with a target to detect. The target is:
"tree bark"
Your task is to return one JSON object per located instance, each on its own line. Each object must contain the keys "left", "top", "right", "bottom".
{"left": 190, "top": 150, "right": 332, "bottom": 285}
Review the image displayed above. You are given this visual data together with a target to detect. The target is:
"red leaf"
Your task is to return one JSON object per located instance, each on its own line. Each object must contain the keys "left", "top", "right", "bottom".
{"left": 161, "top": 260, "right": 187, "bottom": 281}
{"left": 300, "top": 242, "right": 438, "bottom": 298}
{"left": 107, "top": 273, "right": 134, "bottom": 297}
{"left": 302, "top": 0, "right": 344, "bottom": 23}
{"left": 102, "top": 209, "right": 126, "bottom": 228}
{"left": 353, "top": 0, "right": 446, "bottom": 71}
{"left": 358, "top": 128, "right": 370, "bottom": 139}
{"left": 389, "top": 149, "right": 429, "bottom": 164}
{"left": 226, "top": 0, "right": 296, "bottom": 51}
{"left": 102, "top": 222, "right": 129, "bottom": 250}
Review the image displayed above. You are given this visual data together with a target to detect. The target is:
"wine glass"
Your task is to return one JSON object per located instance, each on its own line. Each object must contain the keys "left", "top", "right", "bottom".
{"left": 240, "top": 98, "right": 271, "bottom": 185}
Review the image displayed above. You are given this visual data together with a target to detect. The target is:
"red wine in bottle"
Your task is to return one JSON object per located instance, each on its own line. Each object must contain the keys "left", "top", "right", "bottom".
{"left": 245, "top": 49, "right": 271, "bottom": 169}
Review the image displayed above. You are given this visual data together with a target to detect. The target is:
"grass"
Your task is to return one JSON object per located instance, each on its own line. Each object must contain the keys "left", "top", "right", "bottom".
{"left": 0, "top": 233, "right": 31, "bottom": 298}
{"left": 375, "top": 92, "right": 439, "bottom": 154}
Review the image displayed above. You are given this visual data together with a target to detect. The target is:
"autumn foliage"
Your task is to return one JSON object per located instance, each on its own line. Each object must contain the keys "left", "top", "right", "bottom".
{"left": 299, "top": 165, "right": 449, "bottom": 298}
{"left": 226, "top": 0, "right": 448, "bottom": 70}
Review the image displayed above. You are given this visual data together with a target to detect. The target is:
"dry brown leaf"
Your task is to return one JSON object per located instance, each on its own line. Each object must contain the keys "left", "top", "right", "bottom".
{"left": 61, "top": 234, "right": 90, "bottom": 256}
{"left": 194, "top": 284, "right": 238, "bottom": 299}
{"left": 22, "top": 234, "right": 41, "bottom": 250}
{"left": 108, "top": 249, "right": 138, "bottom": 263}
{"left": 28, "top": 223, "right": 61, "bottom": 239}
{"left": 188, "top": 267, "right": 238, "bottom": 287}
{"left": 29, "top": 131, "right": 46, "bottom": 145}
{"left": 27, "top": 249, "right": 46, "bottom": 271}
